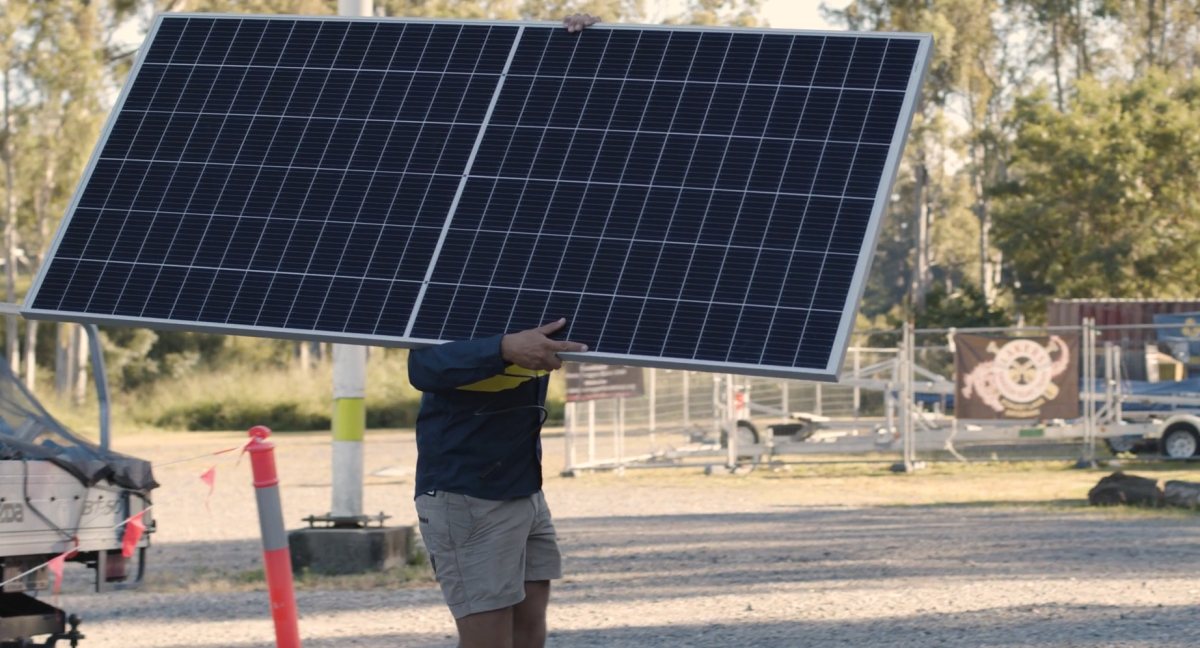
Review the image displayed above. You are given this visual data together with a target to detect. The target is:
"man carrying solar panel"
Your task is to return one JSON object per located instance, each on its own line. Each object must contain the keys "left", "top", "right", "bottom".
{"left": 408, "top": 16, "right": 597, "bottom": 647}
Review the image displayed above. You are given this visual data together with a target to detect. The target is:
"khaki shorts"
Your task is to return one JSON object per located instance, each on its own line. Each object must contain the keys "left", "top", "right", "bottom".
{"left": 415, "top": 490, "right": 562, "bottom": 619}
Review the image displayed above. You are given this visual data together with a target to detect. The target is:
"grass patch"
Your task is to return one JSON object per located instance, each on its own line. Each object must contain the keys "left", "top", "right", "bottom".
{"left": 145, "top": 560, "right": 434, "bottom": 593}
{"left": 555, "top": 459, "right": 1200, "bottom": 514}
{"left": 37, "top": 347, "right": 571, "bottom": 433}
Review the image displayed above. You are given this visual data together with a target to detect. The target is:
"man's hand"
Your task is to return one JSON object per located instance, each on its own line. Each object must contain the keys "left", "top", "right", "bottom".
{"left": 501, "top": 318, "right": 588, "bottom": 371}
{"left": 563, "top": 13, "right": 600, "bottom": 33}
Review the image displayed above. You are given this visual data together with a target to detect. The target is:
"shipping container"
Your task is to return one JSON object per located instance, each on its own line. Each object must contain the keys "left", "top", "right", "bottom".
{"left": 1047, "top": 298, "right": 1200, "bottom": 346}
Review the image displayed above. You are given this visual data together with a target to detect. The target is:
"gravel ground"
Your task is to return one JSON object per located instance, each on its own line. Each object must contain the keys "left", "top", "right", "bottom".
{"left": 50, "top": 430, "right": 1200, "bottom": 647}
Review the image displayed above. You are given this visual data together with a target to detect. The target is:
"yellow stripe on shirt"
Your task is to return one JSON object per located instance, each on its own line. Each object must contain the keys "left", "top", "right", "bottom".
{"left": 457, "top": 364, "right": 548, "bottom": 392}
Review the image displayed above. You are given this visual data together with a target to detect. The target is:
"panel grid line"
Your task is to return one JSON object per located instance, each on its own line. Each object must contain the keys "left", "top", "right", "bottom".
{"left": 670, "top": 34, "right": 772, "bottom": 360}
{"left": 88, "top": 17, "right": 239, "bottom": 313}
{"left": 621, "top": 33, "right": 738, "bottom": 358}
{"left": 242, "top": 21, "right": 360, "bottom": 327}
{"left": 364, "top": 24, "right": 480, "bottom": 336}
{"left": 561, "top": 30, "right": 670, "bottom": 346}
{"left": 790, "top": 40, "right": 891, "bottom": 368}
{"left": 182, "top": 21, "right": 296, "bottom": 323}
{"left": 401, "top": 25, "right": 526, "bottom": 338}
{"left": 419, "top": 27, "right": 555, "bottom": 340}
{"left": 480, "top": 32, "right": 610, "bottom": 338}
{"left": 142, "top": 19, "right": 272, "bottom": 321}
{"left": 145, "top": 18, "right": 308, "bottom": 320}
{"left": 64, "top": 17, "right": 215, "bottom": 314}
{"left": 278, "top": 21, "right": 388, "bottom": 328}
{"left": 338, "top": 26, "right": 505, "bottom": 333}
{"left": 600, "top": 31, "right": 711, "bottom": 351}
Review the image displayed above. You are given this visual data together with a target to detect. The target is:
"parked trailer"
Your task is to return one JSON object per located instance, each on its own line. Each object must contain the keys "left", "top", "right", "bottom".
{"left": 0, "top": 316, "right": 156, "bottom": 647}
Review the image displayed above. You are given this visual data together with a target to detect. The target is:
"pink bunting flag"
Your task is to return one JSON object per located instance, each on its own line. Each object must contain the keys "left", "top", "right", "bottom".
{"left": 121, "top": 511, "right": 146, "bottom": 558}
{"left": 47, "top": 551, "right": 69, "bottom": 594}
{"left": 200, "top": 465, "right": 217, "bottom": 511}
{"left": 201, "top": 465, "right": 216, "bottom": 493}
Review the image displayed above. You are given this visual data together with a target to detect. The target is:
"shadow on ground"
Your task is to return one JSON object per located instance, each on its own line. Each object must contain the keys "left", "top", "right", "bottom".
{"left": 155, "top": 602, "right": 1200, "bottom": 648}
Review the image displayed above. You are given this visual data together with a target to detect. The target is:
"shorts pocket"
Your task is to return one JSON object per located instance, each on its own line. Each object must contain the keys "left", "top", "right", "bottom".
{"left": 444, "top": 493, "right": 476, "bottom": 546}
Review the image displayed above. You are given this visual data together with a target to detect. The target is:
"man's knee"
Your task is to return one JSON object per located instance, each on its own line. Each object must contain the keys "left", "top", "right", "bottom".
{"left": 512, "top": 581, "right": 551, "bottom": 647}
{"left": 456, "top": 607, "right": 514, "bottom": 648}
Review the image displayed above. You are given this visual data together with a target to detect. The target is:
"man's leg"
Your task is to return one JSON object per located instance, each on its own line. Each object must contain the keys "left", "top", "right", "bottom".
{"left": 512, "top": 580, "right": 551, "bottom": 648}
{"left": 456, "top": 607, "right": 514, "bottom": 648}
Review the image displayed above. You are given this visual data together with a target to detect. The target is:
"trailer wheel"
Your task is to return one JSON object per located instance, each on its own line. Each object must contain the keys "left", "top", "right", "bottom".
{"left": 1104, "top": 435, "right": 1140, "bottom": 454}
{"left": 1161, "top": 425, "right": 1200, "bottom": 459}
{"left": 720, "top": 420, "right": 760, "bottom": 449}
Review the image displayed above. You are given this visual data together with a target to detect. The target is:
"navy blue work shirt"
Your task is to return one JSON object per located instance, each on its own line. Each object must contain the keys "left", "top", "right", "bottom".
{"left": 408, "top": 334, "right": 549, "bottom": 500}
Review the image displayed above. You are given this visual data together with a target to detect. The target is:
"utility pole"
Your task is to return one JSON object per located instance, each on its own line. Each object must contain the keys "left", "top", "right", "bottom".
{"left": 290, "top": 1, "right": 410, "bottom": 576}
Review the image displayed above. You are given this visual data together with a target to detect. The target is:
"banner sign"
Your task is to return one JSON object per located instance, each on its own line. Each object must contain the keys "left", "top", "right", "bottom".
{"left": 1153, "top": 312, "right": 1200, "bottom": 361}
{"left": 954, "top": 334, "right": 1079, "bottom": 419}
{"left": 565, "top": 363, "right": 644, "bottom": 402}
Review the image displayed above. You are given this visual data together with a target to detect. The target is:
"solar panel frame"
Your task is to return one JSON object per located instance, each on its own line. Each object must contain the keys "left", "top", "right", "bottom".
{"left": 23, "top": 14, "right": 932, "bottom": 381}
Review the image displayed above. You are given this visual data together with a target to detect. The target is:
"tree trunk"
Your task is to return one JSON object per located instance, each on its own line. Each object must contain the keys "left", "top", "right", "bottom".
{"left": 1051, "top": 19, "right": 1065, "bottom": 111}
{"left": 2, "top": 67, "right": 19, "bottom": 377}
{"left": 23, "top": 319, "right": 36, "bottom": 391}
{"left": 298, "top": 341, "right": 310, "bottom": 372}
{"left": 1144, "top": 0, "right": 1158, "bottom": 70}
{"left": 973, "top": 155, "right": 996, "bottom": 304}
{"left": 910, "top": 156, "right": 930, "bottom": 311}
{"left": 1074, "top": 0, "right": 1090, "bottom": 76}
{"left": 73, "top": 324, "right": 89, "bottom": 406}
{"left": 56, "top": 323, "right": 71, "bottom": 397}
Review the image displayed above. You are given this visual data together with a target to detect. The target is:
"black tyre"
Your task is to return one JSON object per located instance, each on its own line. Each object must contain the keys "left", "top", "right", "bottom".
{"left": 1104, "top": 435, "right": 1140, "bottom": 454}
{"left": 1161, "top": 425, "right": 1200, "bottom": 459}
{"left": 719, "top": 420, "right": 760, "bottom": 449}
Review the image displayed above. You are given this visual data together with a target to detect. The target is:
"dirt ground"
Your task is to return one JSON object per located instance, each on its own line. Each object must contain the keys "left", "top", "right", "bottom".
{"left": 53, "top": 429, "right": 1200, "bottom": 647}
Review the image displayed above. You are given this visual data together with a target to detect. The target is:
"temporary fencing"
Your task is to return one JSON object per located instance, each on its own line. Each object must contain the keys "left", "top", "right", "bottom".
{"left": 562, "top": 320, "right": 1200, "bottom": 473}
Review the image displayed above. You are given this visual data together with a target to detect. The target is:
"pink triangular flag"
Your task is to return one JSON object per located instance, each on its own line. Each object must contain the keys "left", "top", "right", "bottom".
{"left": 200, "top": 466, "right": 216, "bottom": 493}
{"left": 200, "top": 466, "right": 217, "bottom": 511}
{"left": 47, "top": 551, "right": 69, "bottom": 594}
{"left": 121, "top": 512, "right": 146, "bottom": 558}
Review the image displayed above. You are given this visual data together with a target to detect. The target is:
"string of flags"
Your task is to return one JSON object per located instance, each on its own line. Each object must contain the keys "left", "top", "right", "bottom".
{"left": 0, "top": 506, "right": 153, "bottom": 594}
{"left": 0, "top": 436, "right": 256, "bottom": 594}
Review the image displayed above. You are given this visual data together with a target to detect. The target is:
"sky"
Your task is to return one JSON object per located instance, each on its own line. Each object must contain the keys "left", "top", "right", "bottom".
{"left": 758, "top": 0, "right": 847, "bottom": 30}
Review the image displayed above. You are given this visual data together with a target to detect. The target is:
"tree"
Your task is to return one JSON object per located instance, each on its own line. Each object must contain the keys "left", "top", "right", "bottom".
{"left": 990, "top": 69, "right": 1200, "bottom": 320}
{"left": 915, "top": 282, "right": 1010, "bottom": 329}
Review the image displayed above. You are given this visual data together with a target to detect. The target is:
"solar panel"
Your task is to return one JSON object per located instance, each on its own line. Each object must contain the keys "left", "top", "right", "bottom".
{"left": 23, "top": 15, "right": 930, "bottom": 381}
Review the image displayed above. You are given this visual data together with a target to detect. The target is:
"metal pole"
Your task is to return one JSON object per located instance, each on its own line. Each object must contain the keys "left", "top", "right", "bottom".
{"left": 648, "top": 368, "right": 657, "bottom": 450}
{"left": 725, "top": 375, "right": 737, "bottom": 470}
{"left": 587, "top": 399, "right": 596, "bottom": 465}
{"left": 83, "top": 324, "right": 110, "bottom": 451}
{"left": 1079, "top": 319, "right": 1090, "bottom": 464}
{"left": 682, "top": 371, "right": 690, "bottom": 430}
{"left": 902, "top": 322, "right": 915, "bottom": 471}
{"left": 852, "top": 347, "right": 861, "bottom": 419}
{"left": 1086, "top": 318, "right": 1098, "bottom": 463}
{"left": 329, "top": 0, "right": 373, "bottom": 523}
{"left": 246, "top": 426, "right": 302, "bottom": 648}
{"left": 564, "top": 401, "right": 576, "bottom": 475}
{"left": 617, "top": 397, "right": 626, "bottom": 472}
{"left": 331, "top": 344, "right": 366, "bottom": 521}
{"left": 781, "top": 380, "right": 789, "bottom": 422}
{"left": 338, "top": 0, "right": 372, "bottom": 15}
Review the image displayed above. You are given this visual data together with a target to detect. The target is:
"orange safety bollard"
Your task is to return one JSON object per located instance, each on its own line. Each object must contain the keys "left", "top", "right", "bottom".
{"left": 246, "top": 425, "right": 302, "bottom": 648}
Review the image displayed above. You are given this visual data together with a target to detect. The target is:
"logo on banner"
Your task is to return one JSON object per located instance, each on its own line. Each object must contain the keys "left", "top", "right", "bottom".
{"left": 1181, "top": 317, "right": 1200, "bottom": 338}
{"left": 956, "top": 334, "right": 1078, "bottom": 419}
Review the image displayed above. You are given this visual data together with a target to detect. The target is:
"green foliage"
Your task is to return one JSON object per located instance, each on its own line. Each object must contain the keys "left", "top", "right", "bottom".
{"left": 154, "top": 399, "right": 330, "bottom": 431}
{"left": 915, "top": 283, "right": 1011, "bottom": 329}
{"left": 991, "top": 69, "right": 1200, "bottom": 318}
